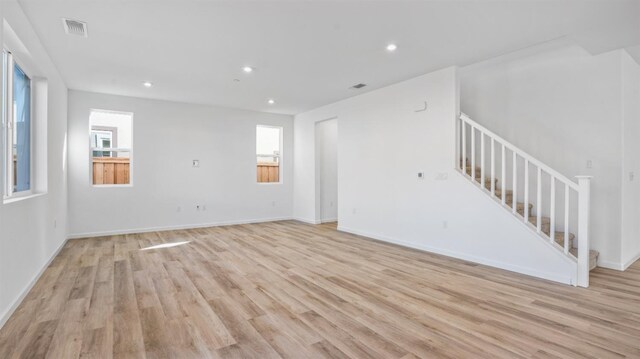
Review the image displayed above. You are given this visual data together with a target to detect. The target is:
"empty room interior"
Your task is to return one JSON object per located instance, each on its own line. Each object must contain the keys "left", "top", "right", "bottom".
{"left": 1, "top": 0, "right": 640, "bottom": 358}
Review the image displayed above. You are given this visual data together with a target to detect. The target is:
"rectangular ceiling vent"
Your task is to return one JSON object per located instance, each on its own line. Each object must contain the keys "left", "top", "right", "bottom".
{"left": 62, "top": 18, "right": 88, "bottom": 37}
{"left": 350, "top": 83, "right": 367, "bottom": 89}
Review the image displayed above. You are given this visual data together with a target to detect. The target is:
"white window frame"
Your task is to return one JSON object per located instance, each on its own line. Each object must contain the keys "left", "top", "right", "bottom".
{"left": 3, "top": 50, "right": 34, "bottom": 200}
{"left": 256, "top": 124, "right": 283, "bottom": 185}
{"left": 89, "top": 109, "right": 134, "bottom": 187}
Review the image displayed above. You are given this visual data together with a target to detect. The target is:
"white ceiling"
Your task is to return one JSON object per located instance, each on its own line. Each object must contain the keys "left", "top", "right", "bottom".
{"left": 16, "top": 0, "right": 640, "bottom": 115}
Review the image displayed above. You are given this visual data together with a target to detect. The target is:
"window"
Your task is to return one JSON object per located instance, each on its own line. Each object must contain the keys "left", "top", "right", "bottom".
{"left": 90, "top": 110, "right": 133, "bottom": 186}
{"left": 3, "top": 50, "right": 32, "bottom": 197}
{"left": 256, "top": 125, "right": 282, "bottom": 183}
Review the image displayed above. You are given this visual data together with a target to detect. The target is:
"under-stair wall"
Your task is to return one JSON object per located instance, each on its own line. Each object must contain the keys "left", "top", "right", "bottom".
{"left": 294, "top": 66, "right": 579, "bottom": 285}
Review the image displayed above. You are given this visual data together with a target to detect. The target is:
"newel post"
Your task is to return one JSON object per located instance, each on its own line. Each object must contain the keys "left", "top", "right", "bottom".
{"left": 576, "top": 176, "right": 592, "bottom": 288}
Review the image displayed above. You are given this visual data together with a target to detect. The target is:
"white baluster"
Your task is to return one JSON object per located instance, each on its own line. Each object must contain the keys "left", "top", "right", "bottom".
{"left": 550, "top": 177, "right": 556, "bottom": 244}
{"left": 462, "top": 120, "right": 466, "bottom": 172}
{"left": 564, "top": 184, "right": 570, "bottom": 255}
{"left": 481, "top": 133, "right": 485, "bottom": 189}
{"left": 471, "top": 127, "right": 476, "bottom": 180}
{"left": 501, "top": 144, "right": 506, "bottom": 205}
{"left": 576, "top": 176, "right": 592, "bottom": 288}
{"left": 524, "top": 160, "right": 529, "bottom": 222}
{"left": 512, "top": 153, "right": 517, "bottom": 214}
{"left": 536, "top": 167, "right": 542, "bottom": 233}
{"left": 491, "top": 138, "right": 495, "bottom": 196}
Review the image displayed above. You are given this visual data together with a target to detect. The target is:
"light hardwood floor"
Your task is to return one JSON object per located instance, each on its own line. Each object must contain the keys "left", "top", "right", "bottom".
{"left": 1, "top": 221, "right": 639, "bottom": 358}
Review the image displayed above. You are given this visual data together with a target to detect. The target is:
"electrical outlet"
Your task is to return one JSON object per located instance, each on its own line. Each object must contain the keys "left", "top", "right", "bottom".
{"left": 192, "top": 160, "right": 200, "bottom": 168}
{"left": 202, "top": 205, "right": 207, "bottom": 211}
{"left": 630, "top": 172, "right": 635, "bottom": 181}
{"left": 443, "top": 220, "right": 448, "bottom": 229}
{"left": 177, "top": 206, "right": 182, "bottom": 212}
{"left": 586, "top": 160, "right": 593, "bottom": 169}
{"left": 271, "top": 201, "right": 276, "bottom": 207}
{"left": 352, "top": 208, "right": 357, "bottom": 215}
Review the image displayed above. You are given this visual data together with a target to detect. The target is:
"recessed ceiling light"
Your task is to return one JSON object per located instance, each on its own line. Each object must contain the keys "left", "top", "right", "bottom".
{"left": 386, "top": 43, "right": 398, "bottom": 52}
{"left": 242, "top": 66, "right": 253, "bottom": 73}
{"left": 268, "top": 99, "right": 275, "bottom": 105}
{"left": 142, "top": 81, "right": 153, "bottom": 88}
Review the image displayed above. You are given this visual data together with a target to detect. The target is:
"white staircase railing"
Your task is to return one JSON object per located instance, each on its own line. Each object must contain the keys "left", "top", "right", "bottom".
{"left": 458, "top": 113, "right": 592, "bottom": 287}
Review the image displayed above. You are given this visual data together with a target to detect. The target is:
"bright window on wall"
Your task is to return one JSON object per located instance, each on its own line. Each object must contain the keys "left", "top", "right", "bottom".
{"left": 2, "top": 50, "right": 32, "bottom": 198}
{"left": 256, "top": 125, "right": 282, "bottom": 183}
{"left": 89, "top": 109, "right": 133, "bottom": 186}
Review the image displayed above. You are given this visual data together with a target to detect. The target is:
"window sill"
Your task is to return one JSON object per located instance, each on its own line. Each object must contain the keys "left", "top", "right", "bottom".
{"left": 3, "top": 192, "right": 47, "bottom": 204}
{"left": 92, "top": 184, "right": 134, "bottom": 188}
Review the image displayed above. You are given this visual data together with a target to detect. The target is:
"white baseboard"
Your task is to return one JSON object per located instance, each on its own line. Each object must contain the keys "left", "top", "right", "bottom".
{"left": 601, "top": 250, "right": 640, "bottom": 271}
{"left": 320, "top": 218, "right": 338, "bottom": 223}
{"left": 292, "top": 217, "right": 321, "bottom": 225}
{"left": 623, "top": 251, "right": 640, "bottom": 270}
{"left": 0, "top": 236, "right": 69, "bottom": 329}
{"left": 68, "top": 216, "right": 294, "bottom": 239}
{"left": 597, "top": 260, "right": 624, "bottom": 271}
{"left": 337, "top": 225, "right": 574, "bottom": 286}
{"left": 596, "top": 251, "right": 640, "bottom": 271}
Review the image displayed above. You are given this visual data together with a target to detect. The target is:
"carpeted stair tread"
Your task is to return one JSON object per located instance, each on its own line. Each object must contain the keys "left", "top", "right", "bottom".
{"left": 494, "top": 189, "right": 513, "bottom": 200}
{"left": 554, "top": 232, "right": 575, "bottom": 248}
{"left": 527, "top": 216, "right": 551, "bottom": 226}
{"left": 464, "top": 168, "right": 499, "bottom": 186}
{"left": 569, "top": 248, "right": 599, "bottom": 270}
{"left": 508, "top": 202, "right": 533, "bottom": 212}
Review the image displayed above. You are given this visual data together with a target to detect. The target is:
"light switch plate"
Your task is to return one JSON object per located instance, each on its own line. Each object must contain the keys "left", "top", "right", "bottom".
{"left": 192, "top": 160, "right": 200, "bottom": 168}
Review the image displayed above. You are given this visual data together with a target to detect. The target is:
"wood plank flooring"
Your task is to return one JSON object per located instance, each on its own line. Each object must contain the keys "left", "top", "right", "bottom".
{"left": 1, "top": 220, "right": 639, "bottom": 358}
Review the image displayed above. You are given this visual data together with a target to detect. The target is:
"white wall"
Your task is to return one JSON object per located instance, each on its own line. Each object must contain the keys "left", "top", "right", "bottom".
{"left": 0, "top": 1, "right": 68, "bottom": 326}
{"left": 294, "top": 67, "right": 577, "bottom": 284}
{"left": 68, "top": 91, "right": 293, "bottom": 237}
{"left": 621, "top": 50, "right": 640, "bottom": 268}
{"left": 315, "top": 118, "right": 338, "bottom": 222}
{"left": 461, "top": 45, "right": 631, "bottom": 269}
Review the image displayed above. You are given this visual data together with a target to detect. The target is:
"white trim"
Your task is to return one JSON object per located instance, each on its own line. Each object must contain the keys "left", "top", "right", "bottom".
{"left": 320, "top": 218, "right": 338, "bottom": 223}
{"left": 293, "top": 217, "right": 321, "bottom": 225}
{"left": 67, "top": 216, "right": 293, "bottom": 239}
{"left": 337, "top": 225, "right": 575, "bottom": 286}
{"left": 0, "top": 237, "right": 69, "bottom": 330}
{"left": 2, "top": 191, "right": 45, "bottom": 204}
{"left": 598, "top": 251, "right": 640, "bottom": 271}
{"left": 91, "top": 184, "right": 133, "bottom": 188}
{"left": 597, "top": 260, "right": 623, "bottom": 271}
{"left": 623, "top": 251, "right": 640, "bottom": 270}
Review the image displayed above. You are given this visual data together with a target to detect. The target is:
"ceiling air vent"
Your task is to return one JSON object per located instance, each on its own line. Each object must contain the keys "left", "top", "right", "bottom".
{"left": 350, "top": 83, "right": 367, "bottom": 89}
{"left": 62, "top": 18, "right": 88, "bottom": 38}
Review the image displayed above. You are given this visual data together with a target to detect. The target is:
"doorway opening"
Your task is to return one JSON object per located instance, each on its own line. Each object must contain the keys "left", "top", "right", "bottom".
{"left": 315, "top": 118, "right": 338, "bottom": 224}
